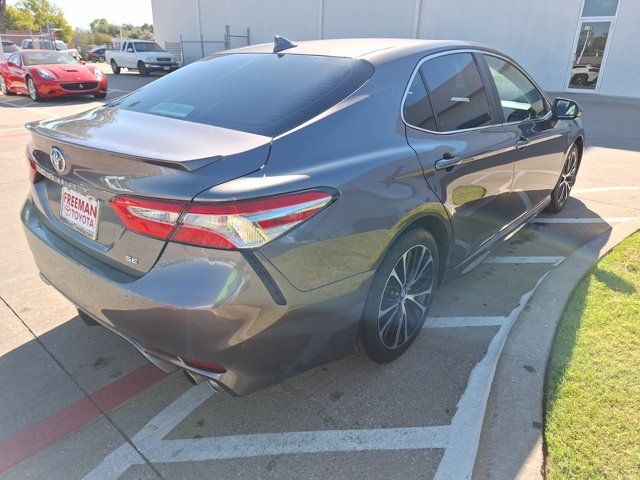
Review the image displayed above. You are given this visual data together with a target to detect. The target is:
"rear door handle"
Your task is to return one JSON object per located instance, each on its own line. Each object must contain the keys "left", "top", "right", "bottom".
{"left": 435, "top": 155, "right": 462, "bottom": 171}
{"left": 515, "top": 137, "right": 530, "bottom": 150}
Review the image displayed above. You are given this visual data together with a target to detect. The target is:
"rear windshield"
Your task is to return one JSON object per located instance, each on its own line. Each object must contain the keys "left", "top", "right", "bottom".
{"left": 134, "top": 42, "right": 164, "bottom": 52}
{"left": 110, "top": 53, "right": 374, "bottom": 137}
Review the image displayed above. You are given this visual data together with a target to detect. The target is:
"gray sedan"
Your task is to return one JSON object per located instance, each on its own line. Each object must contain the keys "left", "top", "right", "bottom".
{"left": 21, "top": 38, "right": 584, "bottom": 396}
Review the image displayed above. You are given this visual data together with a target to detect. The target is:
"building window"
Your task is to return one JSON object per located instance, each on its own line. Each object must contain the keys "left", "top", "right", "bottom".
{"left": 582, "top": 0, "right": 619, "bottom": 17}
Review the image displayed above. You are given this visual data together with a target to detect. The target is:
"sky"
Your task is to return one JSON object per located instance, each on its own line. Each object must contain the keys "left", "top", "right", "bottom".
{"left": 8, "top": 0, "right": 154, "bottom": 29}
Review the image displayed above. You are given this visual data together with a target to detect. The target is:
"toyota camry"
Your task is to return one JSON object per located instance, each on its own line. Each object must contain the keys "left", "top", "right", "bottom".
{"left": 21, "top": 38, "right": 584, "bottom": 395}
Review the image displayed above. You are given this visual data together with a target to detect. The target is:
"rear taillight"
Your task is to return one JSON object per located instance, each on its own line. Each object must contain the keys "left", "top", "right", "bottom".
{"left": 110, "top": 189, "right": 336, "bottom": 250}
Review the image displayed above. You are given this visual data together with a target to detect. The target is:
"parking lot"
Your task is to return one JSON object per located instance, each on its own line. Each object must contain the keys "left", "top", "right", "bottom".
{"left": 1, "top": 69, "right": 640, "bottom": 479}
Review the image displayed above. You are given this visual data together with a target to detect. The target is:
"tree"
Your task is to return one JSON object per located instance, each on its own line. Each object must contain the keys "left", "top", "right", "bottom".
{"left": 0, "top": 0, "right": 6, "bottom": 33}
{"left": 89, "top": 18, "right": 119, "bottom": 37}
{"left": 10, "top": 0, "right": 72, "bottom": 41}
{"left": 5, "top": 5, "right": 36, "bottom": 30}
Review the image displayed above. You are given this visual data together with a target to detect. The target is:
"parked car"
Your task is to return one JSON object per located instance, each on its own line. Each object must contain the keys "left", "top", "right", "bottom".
{"left": 21, "top": 38, "right": 583, "bottom": 396}
{"left": 20, "top": 38, "right": 81, "bottom": 61}
{"left": 106, "top": 40, "right": 179, "bottom": 76}
{"left": 570, "top": 64, "right": 599, "bottom": 87}
{"left": 86, "top": 47, "right": 107, "bottom": 63}
{"left": 0, "top": 50, "right": 107, "bottom": 101}
{"left": 1, "top": 40, "right": 20, "bottom": 61}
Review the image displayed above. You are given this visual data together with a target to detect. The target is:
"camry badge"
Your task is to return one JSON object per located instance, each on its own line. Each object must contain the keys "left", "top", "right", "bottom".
{"left": 50, "top": 147, "right": 66, "bottom": 173}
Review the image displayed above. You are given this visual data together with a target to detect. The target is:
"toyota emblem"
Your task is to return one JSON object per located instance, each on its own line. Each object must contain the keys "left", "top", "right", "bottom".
{"left": 50, "top": 147, "right": 66, "bottom": 173}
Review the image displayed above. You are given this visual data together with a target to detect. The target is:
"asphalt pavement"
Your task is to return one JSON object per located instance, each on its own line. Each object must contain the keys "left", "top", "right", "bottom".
{"left": 1, "top": 68, "right": 639, "bottom": 479}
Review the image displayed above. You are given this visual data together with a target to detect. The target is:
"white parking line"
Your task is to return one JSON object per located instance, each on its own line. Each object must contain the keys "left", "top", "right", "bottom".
{"left": 573, "top": 186, "right": 640, "bottom": 194}
{"left": 485, "top": 255, "right": 565, "bottom": 265}
{"left": 426, "top": 316, "right": 507, "bottom": 328}
{"left": 533, "top": 217, "right": 635, "bottom": 224}
{"left": 84, "top": 383, "right": 449, "bottom": 478}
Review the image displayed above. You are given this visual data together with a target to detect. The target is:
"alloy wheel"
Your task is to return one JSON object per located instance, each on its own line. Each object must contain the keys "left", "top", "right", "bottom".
{"left": 28, "top": 78, "right": 38, "bottom": 101}
{"left": 378, "top": 245, "right": 434, "bottom": 349}
{"left": 0, "top": 76, "right": 7, "bottom": 94}
{"left": 557, "top": 149, "right": 578, "bottom": 206}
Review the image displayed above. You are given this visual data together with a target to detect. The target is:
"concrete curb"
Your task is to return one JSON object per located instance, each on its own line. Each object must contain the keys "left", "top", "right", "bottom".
{"left": 473, "top": 219, "right": 640, "bottom": 480}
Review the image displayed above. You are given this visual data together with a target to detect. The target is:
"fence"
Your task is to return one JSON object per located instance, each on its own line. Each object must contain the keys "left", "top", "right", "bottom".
{"left": 178, "top": 25, "right": 250, "bottom": 64}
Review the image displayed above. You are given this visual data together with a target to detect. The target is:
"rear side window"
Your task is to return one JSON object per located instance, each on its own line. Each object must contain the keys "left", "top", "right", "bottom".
{"left": 403, "top": 74, "right": 437, "bottom": 131}
{"left": 111, "top": 53, "right": 374, "bottom": 137}
{"left": 419, "top": 53, "right": 492, "bottom": 132}
{"left": 483, "top": 55, "right": 548, "bottom": 122}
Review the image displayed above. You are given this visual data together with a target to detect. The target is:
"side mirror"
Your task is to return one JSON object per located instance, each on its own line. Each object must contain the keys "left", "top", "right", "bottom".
{"left": 553, "top": 98, "right": 582, "bottom": 120}
{"left": 7, "top": 61, "right": 16, "bottom": 68}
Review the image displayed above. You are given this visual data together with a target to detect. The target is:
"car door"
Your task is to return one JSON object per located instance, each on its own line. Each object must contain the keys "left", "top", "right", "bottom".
{"left": 404, "top": 51, "right": 520, "bottom": 268}
{"left": 481, "top": 54, "right": 568, "bottom": 212}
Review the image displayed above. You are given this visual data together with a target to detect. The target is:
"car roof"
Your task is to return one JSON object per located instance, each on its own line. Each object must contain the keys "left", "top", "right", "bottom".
{"left": 228, "top": 38, "right": 491, "bottom": 62}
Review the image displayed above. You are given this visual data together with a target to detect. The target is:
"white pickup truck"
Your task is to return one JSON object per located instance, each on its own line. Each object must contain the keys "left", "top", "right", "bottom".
{"left": 106, "top": 40, "right": 180, "bottom": 76}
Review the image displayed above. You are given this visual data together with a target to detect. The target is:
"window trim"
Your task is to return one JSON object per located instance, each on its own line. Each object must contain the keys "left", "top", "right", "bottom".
{"left": 401, "top": 48, "right": 552, "bottom": 135}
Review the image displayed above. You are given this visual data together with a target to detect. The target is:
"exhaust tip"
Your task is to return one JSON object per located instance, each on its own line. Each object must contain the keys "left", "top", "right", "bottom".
{"left": 183, "top": 369, "right": 205, "bottom": 385}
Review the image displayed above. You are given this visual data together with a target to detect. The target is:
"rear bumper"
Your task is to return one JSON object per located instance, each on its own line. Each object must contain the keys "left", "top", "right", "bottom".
{"left": 21, "top": 196, "right": 371, "bottom": 395}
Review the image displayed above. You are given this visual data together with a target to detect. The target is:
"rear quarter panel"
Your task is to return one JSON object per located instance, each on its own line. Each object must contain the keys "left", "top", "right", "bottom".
{"left": 199, "top": 53, "right": 452, "bottom": 291}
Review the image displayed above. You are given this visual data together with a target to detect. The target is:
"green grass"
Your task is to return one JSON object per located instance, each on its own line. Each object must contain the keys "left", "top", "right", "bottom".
{"left": 545, "top": 231, "right": 640, "bottom": 479}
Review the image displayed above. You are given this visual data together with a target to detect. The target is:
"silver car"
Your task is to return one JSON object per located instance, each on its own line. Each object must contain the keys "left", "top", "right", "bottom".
{"left": 21, "top": 38, "right": 584, "bottom": 395}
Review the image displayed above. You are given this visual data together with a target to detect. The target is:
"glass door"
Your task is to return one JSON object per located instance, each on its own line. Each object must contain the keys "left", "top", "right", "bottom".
{"left": 566, "top": 0, "right": 620, "bottom": 92}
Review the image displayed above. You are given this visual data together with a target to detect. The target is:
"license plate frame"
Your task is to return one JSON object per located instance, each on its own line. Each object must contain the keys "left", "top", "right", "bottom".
{"left": 60, "top": 185, "right": 100, "bottom": 240}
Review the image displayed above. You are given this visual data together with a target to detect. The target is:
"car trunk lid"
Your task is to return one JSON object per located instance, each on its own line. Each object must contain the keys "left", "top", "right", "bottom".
{"left": 27, "top": 107, "right": 271, "bottom": 276}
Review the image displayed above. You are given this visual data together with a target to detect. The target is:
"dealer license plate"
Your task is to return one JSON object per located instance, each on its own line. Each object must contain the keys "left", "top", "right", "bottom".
{"left": 60, "top": 186, "right": 99, "bottom": 239}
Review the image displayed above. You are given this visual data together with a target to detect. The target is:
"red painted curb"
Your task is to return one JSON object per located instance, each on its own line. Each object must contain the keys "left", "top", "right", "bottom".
{"left": 0, "top": 363, "right": 166, "bottom": 474}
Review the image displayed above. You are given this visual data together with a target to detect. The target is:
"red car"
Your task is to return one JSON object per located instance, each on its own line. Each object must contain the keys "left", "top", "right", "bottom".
{"left": 0, "top": 50, "right": 107, "bottom": 101}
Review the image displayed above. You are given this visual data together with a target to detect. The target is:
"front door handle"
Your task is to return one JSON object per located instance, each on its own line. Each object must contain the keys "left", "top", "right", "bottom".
{"left": 435, "top": 154, "right": 462, "bottom": 171}
{"left": 515, "top": 137, "right": 530, "bottom": 150}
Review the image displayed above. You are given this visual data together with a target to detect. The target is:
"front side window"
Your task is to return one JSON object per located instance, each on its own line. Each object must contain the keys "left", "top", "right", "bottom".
{"left": 420, "top": 53, "right": 492, "bottom": 132}
{"left": 8, "top": 53, "right": 21, "bottom": 66}
{"left": 484, "top": 55, "right": 548, "bottom": 122}
{"left": 111, "top": 53, "right": 374, "bottom": 137}
{"left": 403, "top": 74, "right": 437, "bottom": 131}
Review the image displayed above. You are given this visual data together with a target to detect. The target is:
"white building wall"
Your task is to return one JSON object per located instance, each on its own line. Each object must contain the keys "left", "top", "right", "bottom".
{"left": 151, "top": 0, "right": 638, "bottom": 97}
{"left": 597, "top": 0, "right": 640, "bottom": 97}
{"left": 416, "top": 0, "right": 582, "bottom": 92}
{"left": 322, "top": 0, "right": 418, "bottom": 39}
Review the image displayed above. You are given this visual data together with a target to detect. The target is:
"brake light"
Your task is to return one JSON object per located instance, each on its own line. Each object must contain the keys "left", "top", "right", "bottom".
{"left": 111, "top": 196, "right": 185, "bottom": 239}
{"left": 110, "top": 189, "right": 336, "bottom": 249}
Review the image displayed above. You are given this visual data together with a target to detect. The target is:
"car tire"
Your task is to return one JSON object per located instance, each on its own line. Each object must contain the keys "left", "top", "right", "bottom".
{"left": 0, "top": 76, "right": 15, "bottom": 95}
{"left": 546, "top": 144, "right": 580, "bottom": 213}
{"left": 572, "top": 74, "right": 588, "bottom": 87}
{"left": 357, "top": 229, "right": 439, "bottom": 363}
{"left": 27, "top": 77, "right": 42, "bottom": 102}
{"left": 94, "top": 92, "right": 107, "bottom": 99}
{"left": 111, "top": 60, "right": 120, "bottom": 74}
{"left": 138, "top": 62, "right": 149, "bottom": 77}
